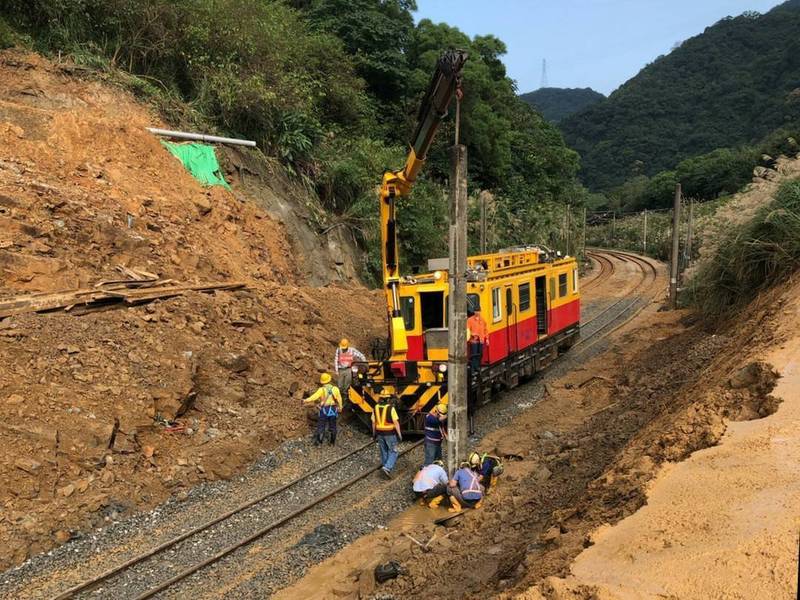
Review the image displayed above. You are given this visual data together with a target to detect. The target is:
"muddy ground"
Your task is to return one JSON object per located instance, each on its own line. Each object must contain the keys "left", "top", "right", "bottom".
{"left": 280, "top": 273, "right": 794, "bottom": 599}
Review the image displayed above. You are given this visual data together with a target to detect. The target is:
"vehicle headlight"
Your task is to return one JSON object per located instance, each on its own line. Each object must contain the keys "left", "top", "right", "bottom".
{"left": 438, "top": 363, "right": 447, "bottom": 373}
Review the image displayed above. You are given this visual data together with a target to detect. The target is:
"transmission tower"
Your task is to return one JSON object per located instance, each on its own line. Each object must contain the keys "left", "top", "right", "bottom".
{"left": 540, "top": 58, "right": 548, "bottom": 89}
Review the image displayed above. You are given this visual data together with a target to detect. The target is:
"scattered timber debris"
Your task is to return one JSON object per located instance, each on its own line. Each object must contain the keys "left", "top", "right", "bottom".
{"left": 0, "top": 266, "right": 245, "bottom": 319}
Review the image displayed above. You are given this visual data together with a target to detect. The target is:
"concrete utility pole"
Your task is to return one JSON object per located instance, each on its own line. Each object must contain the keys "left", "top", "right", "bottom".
{"left": 479, "top": 190, "right": 488, "bottom": 254}
{"left": 685, "top": 198, "right": 694, "bottom": 267}
{"left": 447, "top": 143, "right": 469, "bottom": 475}
{"left": 611, "top": 212, "right": 616, "bottom": 246}
{"left": 581, "top": 206, "right": 587, "bottom": 259}
{"left": 642, "top": 209, "right": 648, "bottom": 254}
{"left": 669, "top": 183, "right": 682, "bottom": 309}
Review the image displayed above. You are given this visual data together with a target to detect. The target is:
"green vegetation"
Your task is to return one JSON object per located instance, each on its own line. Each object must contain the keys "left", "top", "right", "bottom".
{"left": 687, "top": 178, "right": 800, "bottom": 322}
{"left": 519, "top": 87, "right": 604, "bottom": 123}
{"left": 561, "top": 0, "right": 800, "bottom": 193}
{"left": 2, "top": 0, "right": 585, "bottom": 283}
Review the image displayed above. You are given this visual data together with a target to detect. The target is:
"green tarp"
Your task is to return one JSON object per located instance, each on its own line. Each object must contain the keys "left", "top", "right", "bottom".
{"left": 161, "top": 141, "right": 231, "bottom": 190}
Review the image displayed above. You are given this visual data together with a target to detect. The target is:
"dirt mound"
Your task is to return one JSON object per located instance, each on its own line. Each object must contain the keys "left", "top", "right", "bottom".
{"left": 0, "top": 49, "right": 384, "bottom": 568}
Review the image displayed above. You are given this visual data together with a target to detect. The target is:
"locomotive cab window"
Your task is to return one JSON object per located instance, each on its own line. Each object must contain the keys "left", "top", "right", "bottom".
{"left": 419, "top": 291, "right": 445, "bottom": 330}
{"left": 400, "top": 296, "right": 415, "bottom": 331}
{"left": 491, "top": 287, "right": 502, "bottom": 323}
{"left": 467, "top": 293, "right": 481, "bottom": 313}
{"left": 573, "top": 269, "right": 579, "bottom": 294}
{"left": 549, "top": 277, "right": 556, "bottom": 301}
{"left": 519, "top": 282, "right": 531, "bottom": 312}
{"left": 558, "top": 273, "right": 568, "bottom": 297}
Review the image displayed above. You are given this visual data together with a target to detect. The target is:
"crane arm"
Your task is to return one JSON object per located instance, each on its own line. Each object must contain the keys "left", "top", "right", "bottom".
{"left": 380, "top": 49, "right": 467, "bottom": 358}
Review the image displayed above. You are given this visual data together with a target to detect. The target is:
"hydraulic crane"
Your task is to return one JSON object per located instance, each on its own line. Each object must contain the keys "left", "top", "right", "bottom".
{"left": 380, "top": 49, "right": 467, "bottom": 360}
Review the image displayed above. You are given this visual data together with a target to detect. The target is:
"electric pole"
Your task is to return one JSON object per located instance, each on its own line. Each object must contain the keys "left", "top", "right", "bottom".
{"left": 669, "top": 183, "right": 682, "bottom": 309}
{"left": 685, "top": 198, "right": 694, "bottom": 268}
{"left": 479, "top": 190, "right": 488, "bottom": 254}
{"left": 581, "top": 206, "right": 587, "bottom": 259}
{"left": 642, "top": 209, "right": 648, "bottom": 254}
{"left": 447, "top": 144, "right": 468, "bottom": 475}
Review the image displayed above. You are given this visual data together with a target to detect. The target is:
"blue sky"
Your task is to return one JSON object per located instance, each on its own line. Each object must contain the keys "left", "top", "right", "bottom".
{"left": 415, "top": 0, "right": 785, "bottom": 95}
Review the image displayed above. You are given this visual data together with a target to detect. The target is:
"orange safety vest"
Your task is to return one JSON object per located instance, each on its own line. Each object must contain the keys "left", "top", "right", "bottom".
{"left": 467, "top": 314, "right": 488, "bottom": 343}
{"left": 337, "top": 349, "right": 354, "bottom": 368}
{"left": 373, "top": 403, "right": 395, "bottom": 432}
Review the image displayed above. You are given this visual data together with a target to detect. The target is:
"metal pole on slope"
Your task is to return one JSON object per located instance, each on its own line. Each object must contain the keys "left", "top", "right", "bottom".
{"left": 480, "top": 191, "right": 487, "bottom": 254}
{"left": 643, "top": 209, "right": 648, "bottom": 254}
{"left": 581, "top": 206, "right": 587, "bottom": 260}
{"left": 447, "top": 143, "right": 469, "bottom": 476}
{"left": 669, "top": 183, "right": 682, "bottom": 309}
{"left": 685, "top": 198, "right": 694, "bottom": 268}
{"left": 611, "top": 211, "right": 616, "bottom": 247}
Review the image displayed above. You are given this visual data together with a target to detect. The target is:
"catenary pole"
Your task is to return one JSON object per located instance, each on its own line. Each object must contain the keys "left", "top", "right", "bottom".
{"left": 643, "top": 209, "right": 648, "bottom": 254}
{"left": 669, "top": 183, "right": 682, "bottom": 309}
{"left": 447, "top": 143, "right": 468, "bottom": 476}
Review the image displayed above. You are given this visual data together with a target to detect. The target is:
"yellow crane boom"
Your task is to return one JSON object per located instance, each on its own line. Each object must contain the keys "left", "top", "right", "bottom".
{"left": 380, "top": 49, "right": 467, "bottom": 359}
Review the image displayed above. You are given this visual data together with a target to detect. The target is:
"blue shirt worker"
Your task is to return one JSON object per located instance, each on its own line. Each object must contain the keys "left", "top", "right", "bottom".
{"left": 447, "top": 462, "right": 485, "bottom": 512}
{"left": 423, "top": 403, "right": 447, "bottom": 466}
{"left": 303, "top": 373, "right": 343, "bottom": 446}
{"left": 412, "top": 460, "right": 449, "bottom": 508}
{"left": 476, "top": 452, "right": 504, "bottom": 494}
{"left": 372, "top": 395, "right": 402, "bottom": 479}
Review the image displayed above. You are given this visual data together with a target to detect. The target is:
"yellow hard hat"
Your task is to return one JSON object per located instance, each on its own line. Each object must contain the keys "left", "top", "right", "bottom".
{"left": 468, "top": 451, "right": 481, "bottom": 468}
{"left": 436, "top": 403, "right": 448, "bottom": 415}
{"left": 339, "top": 338, "right": 349, "bottom": 349}
{"left": 320, "top": 373, "right": 332, "bottom": 385}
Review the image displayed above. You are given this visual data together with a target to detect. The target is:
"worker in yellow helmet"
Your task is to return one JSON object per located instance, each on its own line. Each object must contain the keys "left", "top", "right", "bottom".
{"left": 334, "top": 338, "right": 366, "bottom": 398}
{"left": 423, "top": 403, "right": 448, "bottom": 466}
{"left": 302, "top": 373, "right": 343, "bottom": 446}
{"left": 372, "top": 393, "right": 402, "bottom": 478}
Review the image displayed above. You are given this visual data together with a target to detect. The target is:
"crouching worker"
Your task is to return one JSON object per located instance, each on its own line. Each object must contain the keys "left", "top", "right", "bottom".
{"left": 412, "top": 460, "right": 449, "bottom": 508}
{"left": 302, "top": 373, "right": 342, "bottom": 446}
{"left": 473, "top": 452, "right": 504, "bottom": 495}
{"left": 447, "top": 460, "right": 485, "bottom": 512}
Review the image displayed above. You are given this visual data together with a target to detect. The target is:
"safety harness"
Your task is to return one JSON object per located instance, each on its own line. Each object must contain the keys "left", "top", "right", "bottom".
{"left": 319, "top": 384, "right": 338, "bottom": 418}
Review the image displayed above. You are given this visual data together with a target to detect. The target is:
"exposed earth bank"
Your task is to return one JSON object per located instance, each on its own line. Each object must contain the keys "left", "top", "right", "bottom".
{"left": 0, "top": 50, "right": 384, "bottom": 569}
{"left": 279, "top": 276, "right": 797, "bottom": 599}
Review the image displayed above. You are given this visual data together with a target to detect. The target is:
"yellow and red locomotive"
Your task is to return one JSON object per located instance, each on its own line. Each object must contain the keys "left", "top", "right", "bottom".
{"left": 346, "top": 50, "right": 580, "bottom": 431}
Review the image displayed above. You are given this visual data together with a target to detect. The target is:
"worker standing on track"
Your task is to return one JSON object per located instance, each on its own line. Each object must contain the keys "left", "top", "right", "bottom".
{"left": 334, "top": 338, "right": 366, "bottom": 399}
{"left": 423, "top": 403, "right": 448, "bottom": 466}
{"left": 447, "top": 457, "right": 485, "bottom": 512}
{"left": 302, "top": 373, "right": 342, "bottom": 446}
{"left": 372, "top": 394, "right": 402, "bottom": 479}
{"left": 412, "top": 460, "right": 449, "bottom": 508}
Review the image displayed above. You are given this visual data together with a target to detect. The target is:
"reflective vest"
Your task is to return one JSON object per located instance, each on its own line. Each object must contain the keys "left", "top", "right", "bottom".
{"left": 373, "top": 402, "right": 395, "bottom": 432}
{"left": 319, "top": 385, "right": 338, "bottom": 417}
{"left": 458, "top": 468, "right": 483, "bottom": 500}
{"left": 337, "top": 349, "right": 354, "bottom": 368}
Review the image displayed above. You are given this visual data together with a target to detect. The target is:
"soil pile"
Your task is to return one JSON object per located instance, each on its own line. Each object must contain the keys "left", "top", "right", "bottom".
{"left": 0, "top": 50, "right": 384, "bottom": 568}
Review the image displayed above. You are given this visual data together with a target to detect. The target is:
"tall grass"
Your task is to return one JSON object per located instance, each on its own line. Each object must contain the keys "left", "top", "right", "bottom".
{"left": 686, "top": 178, "right": 800, "bottom": 322}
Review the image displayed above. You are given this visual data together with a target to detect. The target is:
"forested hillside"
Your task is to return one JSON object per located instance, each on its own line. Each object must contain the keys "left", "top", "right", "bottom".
{"left": 561, "top": 0, "right": 800, "bottom": 192}
{"left": 519, "top": 87, "right": 604, "bottom": 123}
{"left": 1, "top": 0, "right": 582, "bottom": 280}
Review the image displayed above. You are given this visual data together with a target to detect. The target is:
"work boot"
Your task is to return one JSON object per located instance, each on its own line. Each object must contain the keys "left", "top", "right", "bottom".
{"left": 314, "top": 434, "right": 323, "bottom": 446}
{"left": 427, "top": 495, "right": 444, "bottom": 509}
{"left": 474, "top": 499, "right": 484, "bottom": 509}
{"left": 381, "top": 467, "right": 392, "bottom": 480}
{"left": 329, "top": 433, "right": 336, "bottom": 446}
{"left": 448, "top": 497, "right": 462, "bottom": 513}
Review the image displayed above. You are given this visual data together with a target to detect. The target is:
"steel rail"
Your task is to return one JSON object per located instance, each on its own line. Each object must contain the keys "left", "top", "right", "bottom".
{"left": 133, "top": 440, "right": 425, "bottom": 600}
{"left": 52, "top": 439, "right": 376, "bottom": 600}
{"left": 582, "top": 251, "right": 614, "bottom": 290}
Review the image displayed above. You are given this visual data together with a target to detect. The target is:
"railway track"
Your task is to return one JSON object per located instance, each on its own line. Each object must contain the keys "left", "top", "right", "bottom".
{"left": 36, "top": 249, "right": 661, "bottom": 600}
{"left": 582, "top": 250, "right": 615, "bottom": 291}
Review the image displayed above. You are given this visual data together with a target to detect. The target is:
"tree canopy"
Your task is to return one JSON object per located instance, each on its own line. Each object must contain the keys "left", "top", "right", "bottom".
{"left": 519, "top": 87, "right": 604, "bottom": 123}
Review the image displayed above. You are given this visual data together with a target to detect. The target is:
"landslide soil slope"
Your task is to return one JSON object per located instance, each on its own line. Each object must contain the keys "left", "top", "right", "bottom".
{"left": 0, "top": 50, "right": 383, "bottom": 568}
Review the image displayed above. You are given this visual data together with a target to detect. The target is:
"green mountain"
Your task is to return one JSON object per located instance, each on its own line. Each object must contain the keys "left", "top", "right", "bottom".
{"left": 519, "top": 87, "right": 604, "bottom": 123}
{"left": 561, "top": 0, "right": 800, "bottom": 191}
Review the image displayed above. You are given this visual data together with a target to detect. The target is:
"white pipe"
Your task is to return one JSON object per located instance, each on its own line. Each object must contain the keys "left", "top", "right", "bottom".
{"left": 147, "top": 127, "right": 256, "bottom": 147}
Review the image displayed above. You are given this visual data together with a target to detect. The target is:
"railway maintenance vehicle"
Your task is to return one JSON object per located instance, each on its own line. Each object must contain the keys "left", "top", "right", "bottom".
{"left": 347, "top": 50, "right": 581, "bottom": 433}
